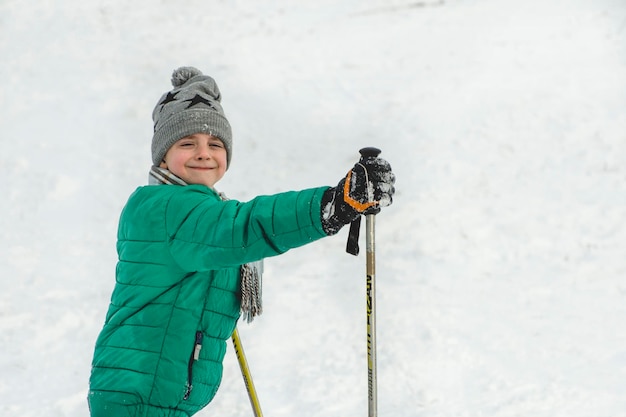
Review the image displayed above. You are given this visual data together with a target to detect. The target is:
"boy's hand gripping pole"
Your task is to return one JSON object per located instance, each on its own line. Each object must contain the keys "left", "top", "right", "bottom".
{"left": 232, "top": 328, "right": 264, "bottom": 417}
{"left": 346, "top": 147, "right": 381, "bottom": 417}
{"left": 345, "top": 147, "right": 382, "bottom": 256}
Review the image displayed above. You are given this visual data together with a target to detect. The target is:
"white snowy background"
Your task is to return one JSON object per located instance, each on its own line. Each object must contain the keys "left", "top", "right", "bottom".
{"left": 1, "top": 0, "right": 625, "bottom": 416}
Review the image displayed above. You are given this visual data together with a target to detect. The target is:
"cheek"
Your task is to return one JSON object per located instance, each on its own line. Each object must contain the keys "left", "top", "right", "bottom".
{"left": 162, "top": 156, "right": 185, "bottom": 175}
{"left": 218, "top": 152, "right": 228, "bottom": 168}
{"left": 167, "top": 153, "right": 186, "bottom": 168}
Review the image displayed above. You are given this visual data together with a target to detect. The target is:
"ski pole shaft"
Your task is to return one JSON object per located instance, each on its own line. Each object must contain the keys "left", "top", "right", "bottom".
{"left": 232, "top": 328, "right": 264, "bottom": 417}
{"left": 358, "top": 146, "right": 381, "bottom": 417}
{"left": 366, "top": 213, "right": 377, "bottom": 417}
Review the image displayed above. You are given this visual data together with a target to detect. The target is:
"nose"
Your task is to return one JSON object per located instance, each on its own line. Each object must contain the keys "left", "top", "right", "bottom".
{"left": 195, "top": 143, "right": 212, "bottom": 160}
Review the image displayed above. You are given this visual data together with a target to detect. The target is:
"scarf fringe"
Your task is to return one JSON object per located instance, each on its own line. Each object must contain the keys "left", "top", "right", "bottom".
{"left": 148, "top": 166, "right": 264, "bottom": 322}
{"left": 240, "top": 261, "right": 263, "bottom": 323}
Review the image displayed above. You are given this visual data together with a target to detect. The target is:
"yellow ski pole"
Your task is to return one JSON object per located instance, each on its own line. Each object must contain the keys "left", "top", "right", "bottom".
{"left": 365, "top": 211, "right": 377, "bottom": 417}
{"left": 346, "top": 147, "right": 382, "bottom": 417}
{"left": 232, "top": 327, "right": 264, "bottom": 417}
{"left": 359, "top": 147, "right": 381, "bottom": 417}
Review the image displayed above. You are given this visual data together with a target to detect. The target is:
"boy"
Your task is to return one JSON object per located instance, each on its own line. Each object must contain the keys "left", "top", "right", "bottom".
{"left": 88, "top": 66, "right": 395, "bottom": 417}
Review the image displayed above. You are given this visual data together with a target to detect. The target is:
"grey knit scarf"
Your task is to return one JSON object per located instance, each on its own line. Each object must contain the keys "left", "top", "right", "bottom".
{"left": 149, "top": 166, "right": 263, "bottom": 323}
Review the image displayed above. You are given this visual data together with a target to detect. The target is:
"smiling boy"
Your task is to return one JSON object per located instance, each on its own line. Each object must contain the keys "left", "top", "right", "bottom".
{"left": 88, "top": 66, "right": 395, "bottom": 417}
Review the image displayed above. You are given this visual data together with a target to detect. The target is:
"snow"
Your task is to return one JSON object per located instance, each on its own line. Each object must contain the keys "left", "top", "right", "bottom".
{"left": 1, "top": 0, "right": 626, "bottom": 416}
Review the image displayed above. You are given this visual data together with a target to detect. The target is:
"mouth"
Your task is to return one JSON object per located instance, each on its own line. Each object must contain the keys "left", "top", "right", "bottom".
{"left": 188, "top": 166, "right": 215, "bottom": 170}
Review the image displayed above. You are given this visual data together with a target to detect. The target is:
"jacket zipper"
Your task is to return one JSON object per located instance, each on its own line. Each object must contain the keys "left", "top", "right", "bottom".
{"left": 183, "top": 331, "right": 203, "bottom": 400}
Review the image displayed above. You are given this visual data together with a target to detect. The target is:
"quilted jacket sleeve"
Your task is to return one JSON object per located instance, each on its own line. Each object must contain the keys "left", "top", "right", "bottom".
{"left": 163, "top": 185, "right": 329, "bottom": 271}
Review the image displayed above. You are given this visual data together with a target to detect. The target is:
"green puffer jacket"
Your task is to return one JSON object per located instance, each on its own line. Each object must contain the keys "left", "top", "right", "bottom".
{"left": 89, "top": 183, "right": 328, "bottom": 417}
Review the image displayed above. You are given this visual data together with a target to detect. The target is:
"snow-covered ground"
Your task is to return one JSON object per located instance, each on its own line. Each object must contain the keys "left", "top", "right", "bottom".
{"left": 1, "top": 0, "right": 625, "bottom": 416}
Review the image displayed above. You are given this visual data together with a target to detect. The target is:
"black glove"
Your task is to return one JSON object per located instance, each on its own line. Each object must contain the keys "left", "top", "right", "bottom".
{"left": 321, "top": 156, "right": 395, "bottom": 235}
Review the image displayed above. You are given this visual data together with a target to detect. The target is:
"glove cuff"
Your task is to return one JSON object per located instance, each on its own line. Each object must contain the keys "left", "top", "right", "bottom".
{"left": 320, "top": 186, "right": 357, "bottom": 235}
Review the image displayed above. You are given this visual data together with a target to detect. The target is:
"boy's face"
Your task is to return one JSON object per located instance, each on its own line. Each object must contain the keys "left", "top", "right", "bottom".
{"left": 160, "top": 133, "right": 227, "bottom": 187}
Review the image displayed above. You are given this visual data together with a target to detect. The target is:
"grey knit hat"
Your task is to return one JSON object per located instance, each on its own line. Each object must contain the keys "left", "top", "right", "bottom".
{"left": 151, "top": 66, "right": 233, "bottom": 167}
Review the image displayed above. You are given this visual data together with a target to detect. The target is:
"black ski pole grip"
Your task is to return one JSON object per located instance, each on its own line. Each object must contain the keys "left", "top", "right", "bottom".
{"left": 361, "top": 146, "right": 382, "bottom": 216}
{"left": 346, "top": 147, "right": 382, "bottom": 256}
{"left": 359, "top": 147, "right": 381, "bottom": 160}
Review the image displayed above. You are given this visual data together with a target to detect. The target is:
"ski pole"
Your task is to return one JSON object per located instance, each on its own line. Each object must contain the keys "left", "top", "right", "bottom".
{"left": 360, "top": 147, "right": 381, "bottom": 417}
{"left": 366, "top": 212, "right": 378, "bottom": 417}
{"left": 232, "top": 327, "right": 264, "bottom": 417}
{"left": 344, "top": 147, "right": 382, "bottom": 416}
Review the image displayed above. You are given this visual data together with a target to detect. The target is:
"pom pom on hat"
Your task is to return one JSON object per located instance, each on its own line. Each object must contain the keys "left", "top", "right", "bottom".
{"left": 151, "top": 66, "right": 233, "bottom": 168}
{"left": 171, "top": 66, "right": 203, "bottom": 88}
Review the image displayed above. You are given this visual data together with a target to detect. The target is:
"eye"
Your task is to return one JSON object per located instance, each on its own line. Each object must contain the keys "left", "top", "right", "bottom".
{"left": 209, "top": 142, "right": 224, "bottom": 148}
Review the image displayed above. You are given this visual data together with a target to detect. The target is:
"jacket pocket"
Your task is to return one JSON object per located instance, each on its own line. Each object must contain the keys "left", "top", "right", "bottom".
{"left": 183, "top": 331, "right": 204, "bottom": 400}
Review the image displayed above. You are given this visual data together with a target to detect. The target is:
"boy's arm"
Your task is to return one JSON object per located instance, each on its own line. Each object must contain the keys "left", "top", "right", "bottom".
{"left": 165, "top": 186, "right": 329, "bottom": 271}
